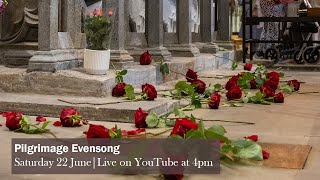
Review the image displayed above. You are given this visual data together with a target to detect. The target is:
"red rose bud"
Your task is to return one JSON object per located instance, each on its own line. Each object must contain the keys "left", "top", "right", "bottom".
{"left": 36, "top": 116, "right": 46, "bottom": 122}
{"left": 287, "top": 80, "right": 300, "bottom": 91}
{"left": 267, "top": 72, "right": 280, "bottom": 83}
{"left": 245, "top": 135, "right": 259, "bottom": 142}
{"left": 186, "top": 69, "right": 198, "bottom": 82}
{"left": 274, "top": 92, "right": 284, "bottom": 103}
{"left": 209, "top": 93, "right": 221, "bottom": 109}
{"left": 229, "top": 74, "right": 242, "bottom": 83}
{"left": 140, "top": 51, "right": 152, "bottom": 65}
{"left": 250, "top": 79, "right": 258, "bottom": 89}
{"left": 226, "top": 86, "right": 243, "bottom": 100}
{"left": 93, "top": 9, "right": 98, "bottom": 15}
{"left": 112, "top": 83, "right": 127, "bottom": 97}
{"left": 0, "top": 124, "right": 2, "bottom": 127}
{"left": 260, "top": 85, "right": 275, "bottom": 98}
{"left": 142, "top": 83, "right": 158, "bottom": 100}
{"left": 3, "top": 112, "right": 22, "bottom": 131}
{"left": 191, "top": 80, "right": 206, "bottom": 94}
{"left": 134, "top": 108, "right": 148, "bottom": 128}
{"left": 163, "top": 174, "right": 184, "bottom": 180}
{"left": 263, "top": 150, "right": 270, "bottom": 159}
{"left": 53, "top": 121, "right": 62, "bottom": 127}
{"left": 83, "top": 124, "right": 111, "bottom": 138}
{"left": 60, "top": 108, "right": 82, "bottom": 127}
{"left": 170, "top": 118, "right": 198, "bottom": 137}
{"left": 225, "top": 80, "right": 238, "bottom": 91}
{"left": 244, "top": 63, "right": 253, "bottom": 71}
{"left": 127, "top": 128, "right": 146, "bottom": 136}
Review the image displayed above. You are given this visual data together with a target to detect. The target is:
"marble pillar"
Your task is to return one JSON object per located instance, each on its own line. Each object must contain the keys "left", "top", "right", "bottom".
{"left": 216, "top": 0, "right": 234, "bottom": 50}
{"left": 166, "top": 0, "right": 200, "bottom": 57}
{"left": 198, "top": 0, "right": 218, "bottom": 53}
{"left": 28, "top": 0, "right": 80, "bottom": 72}
{"left": 145, "top": 0, "right": 172, "bottom": 61}
{"left": 103, "top": 0, "right": 134, "bottom": 68}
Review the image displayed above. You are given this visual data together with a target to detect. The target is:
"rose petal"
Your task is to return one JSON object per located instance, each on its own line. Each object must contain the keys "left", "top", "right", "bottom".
{"left": 36, "top": 116, "right": 47, "bottom": 122}
{"left": 0, "top": 124, "right": 2, "bottom": 127}
{"left": 53, "top": 121, "right": 62, "bottom": 127}
{"left": 245, "top": 135, "right": 259, "bottom": 142}
{"left": 263, "top": 150, "right": 270, "bottom": 159}
{"left": 127, "top": 128, "right": 146, "bottom": 136}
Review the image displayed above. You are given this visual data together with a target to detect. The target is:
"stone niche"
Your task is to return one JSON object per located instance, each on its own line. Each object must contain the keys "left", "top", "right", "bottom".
{"left": 0, "top": 0, "right": 38, "bottom": 67}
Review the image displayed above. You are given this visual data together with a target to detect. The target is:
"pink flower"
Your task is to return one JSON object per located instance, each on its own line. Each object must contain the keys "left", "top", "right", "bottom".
{"left": 97, "top": 9, "right": 103, "bottom": 16}
{"left": 108, "top": 11, "right": 113, "bottom": 15}
{"left": 36, "top": 116, "right": 47, "bottom": 122}
{"left": 93, "top": 9, "right": 98, "bottom": 15}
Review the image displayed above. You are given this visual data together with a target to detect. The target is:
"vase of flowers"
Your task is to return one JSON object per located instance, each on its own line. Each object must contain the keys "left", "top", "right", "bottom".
{"left": 84, "top": 9, "right": 113, "bottom": 75}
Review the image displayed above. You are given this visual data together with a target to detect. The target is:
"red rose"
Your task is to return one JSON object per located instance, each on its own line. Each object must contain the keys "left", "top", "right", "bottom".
{"left": 260, "top": 85, "right": 275, "bottom": 98}
{"left": 60, "top": 108, "right": 82, "bottom": 127}
{"left": 140, "top": 51, "right": 152, "bottom": 65}
{"left": 263, "top": 150, "right": 270, "bottom": 159}
{"left": 186, "top": 69, "right": 198, "bottom": 82}
{"left": 112, "top": 83, "right": 127, "bottom": 97}
{"left": 267, "top": 72, "right": 280, "bottom": 83}
{"left": 208, "top": 93, "right": 221, "bottom": 109}
{"left": 3, "top": 112, "right": 22, "bottom": 131}
{"left": 134, "top": 108, "right": 148, "bottom": 128}
{"left": 263, "top": 80, "right": 279, "bottom": 91}
{"left": 83, "top": 124, "right": 111, "bottom": 138}
{"left": 229, "top": 74, "right": 242, "bottom": 83}
{"left": 53, "top": 121, "right": 62, "bottom": 127}
{"left": 250, "top": 79, "right": 258, "bottom": 89}
{"left": 36, "top": 116, "right": 46, "bottom": 122}
{"left": 163, "top": 174, "right": 184, "bottom": 180}
{"left": 225, "top": 80, "right": 238, "bottom": 91}
{"left": 244, "top": 63, "right": 253, "bottom": 71}
{"left": 191, "top": 80, "right": 206, "bottom": 94}
{"left": 170, "top": 119, "right": 198, "bottom": 137}
{"left": 142, "top": 83, "right": 158, "bottom": 100}
{"left": 287, "top": 80, "right": 300, "bottom": 91}
{"left": 226, "top": 86, "right": 242, "bottom": 100}
{"left": 274, "top": 92, "right": 284, "bottom": 103}
{"left": 245, "top": 135, "right": 258, "bottom": 142}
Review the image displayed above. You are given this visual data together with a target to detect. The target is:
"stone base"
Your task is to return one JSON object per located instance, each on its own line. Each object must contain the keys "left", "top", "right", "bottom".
{"left": 195, "top": 42, "right": 219, "bottom": 54}
{"left": 146, "top": 46, "right": 172, "bottom": 62}
{"left": 0, "top": 42, "right": 38, "bottom": 67}
{"left": 28, "top": 49, "right": 82, "bottom": 72}
{"left": 165, "top": 44, "right": 200, "bottom": 57}
{"left": 110, "top": 50, "right": 135, "bottom": 69}
{"left": 215, "top": 41, "right": 234, "bottom": 51}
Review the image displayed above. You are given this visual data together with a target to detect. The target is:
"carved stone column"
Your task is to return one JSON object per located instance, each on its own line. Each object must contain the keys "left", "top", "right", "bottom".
{"left": 28, "top": 0, "right": 80, "bottom": 72}
{"left": 103, "top": 0, "right": 134, "bottom": 68}
{"left": 145, "top": 0, "right": 172, "bottom": 61}
{"left": 216, "top": 0, "right": 233, "bottom": 50}
{"left": 166, "top": 0, "right": 200, "bottom": 57}
{"left": 198, "top": 0, "right": 218, "bottom": 53}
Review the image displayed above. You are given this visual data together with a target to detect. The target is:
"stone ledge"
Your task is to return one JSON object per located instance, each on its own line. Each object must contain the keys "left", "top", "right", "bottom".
{"left": 0, "top": 93, "right": 181, "bottom": 123}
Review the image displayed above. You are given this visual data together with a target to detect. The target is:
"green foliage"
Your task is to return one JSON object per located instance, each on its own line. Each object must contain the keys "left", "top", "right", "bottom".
{"left": 84, "top": 13, "right": 113, "bottom": 50}
{"left": 115, "top": 70, "right": 127, "bottom": 83}
{"left": 110, "top": 125, "right": 123, "bottom": 138}
{"left": 230, "top": 139, "right": 263, "bottom": 160}
{"left": 175, "top": 81, "right": 195, "bottom": 97}
{"left": 205, "top": 83, "right": 222, "bottom": 96}
{"left": 241, "top": 92, "right": 271, "bottom": 105}
{"left": 237, "top": 72, "right": 255, "bottom": 89}
{"left": 191, "top": 94, "right": 202, "bottom": 108}
{"left": 160, "top": 62, "right": 170, "bottom": 76}
{"left": 232, "top": 61, "right": 238, "bottom": 70}
{"left": 15, "top": 116, "right": 52, "bottom": 135}
{"left": 280, "top": 84, "right": 295, "bottom": 95}
{"left": 124, "top": 85, "right": 135, "bottom": 100}
{"left": 146, "top": 113, "right": 160, "bottom": 128}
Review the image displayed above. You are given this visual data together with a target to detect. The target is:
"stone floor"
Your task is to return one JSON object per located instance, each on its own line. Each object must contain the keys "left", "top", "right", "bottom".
{"left": 0, "top": 69, "right": 319, "bottom": 180}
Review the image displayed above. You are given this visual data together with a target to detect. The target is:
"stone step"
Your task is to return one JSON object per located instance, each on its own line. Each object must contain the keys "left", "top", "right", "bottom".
{"left": 0, "top": 51, "right": 234, "bottom": 97}
{"left": 0, "top": 93, "right": 181, "bottom": 123}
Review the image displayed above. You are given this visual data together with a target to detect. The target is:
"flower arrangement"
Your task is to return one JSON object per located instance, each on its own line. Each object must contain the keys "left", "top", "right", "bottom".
{"left": 0, "top": 0, "right": 8, "bottom": 14}
{"left": 84, "top": 9, "right": 113, "bottom": 50}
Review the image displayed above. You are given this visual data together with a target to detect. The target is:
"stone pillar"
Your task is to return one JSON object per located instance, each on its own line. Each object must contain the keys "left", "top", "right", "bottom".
{"left": 103, "top": 0, "right": 134, "bottom": 69}
{"left": 145, "top": 0, "right": 172, "bottom": 61}
{"left": 28, "top": 0, "right": 80, "bottom": 72}
{"left": 60, "top": 0, "right": 76, "bottom": 42}
{"left": 216, "top": 0, "right": 233, "bottom": 50}
{"left": 198, "top": 0, "right": 218, "bottom": 53}
{"left": 166, "top": 0, "right": 200, "bottom": 57}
